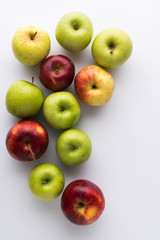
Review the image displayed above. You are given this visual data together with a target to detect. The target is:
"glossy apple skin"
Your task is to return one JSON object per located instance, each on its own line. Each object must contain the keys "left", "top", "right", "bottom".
{"left": 5, "top": 80, "right": 44, "bottom": 119}
{"left": 43, "top": 91, "right": 81, "bottom": 129}
{"left": 61, "top": 179, "right": 105, "bottom": 225}
{"left": 56, "top": 12, "right": 93, "bottom": 52}
{"left": 56, "top": 129, "right": 92, "bottom": 166}
{"left": 12, "top": 25, "right": 50, "bottom": 66}
{"left": 28, "top": 163, "right": 65, "bottom": 201}
{"left": 6, "top": 120, "right": 49, "bottom": 162}
{"left": 92, "top": 28, "right": 133, "bottom": 69}
{"left": 38, "top": 55, "right": 75, "bottom": 91}
{"left": 75, "top": 65, "right": 114, "bottom": 106}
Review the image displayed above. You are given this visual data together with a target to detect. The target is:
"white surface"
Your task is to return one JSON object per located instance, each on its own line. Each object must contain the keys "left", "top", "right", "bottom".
{"left": 1, "top": 0, "right": 160, "bottom": 239}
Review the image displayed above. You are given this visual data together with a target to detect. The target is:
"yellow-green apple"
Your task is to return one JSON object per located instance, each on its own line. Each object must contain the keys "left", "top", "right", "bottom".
{"left": 43, "top": 91, "right": 81, "bottom": 129}
{"left": 61, "top": 179, "right": 105, "bottom": 225}
{"left": 38, "top": 55, "right": 75, "bottom": 91}
{"left": 28, "top": 163, "right": 65, "bottom": 201}
{"left": 6, "top": 120, "right": 48, "bottom": 162}
{"left": 12, "top": 25, "right": 50, "bottom": 66}
{"left": 74, "top": 65, "right": 114, "bottom": 106}
{"left": 56, "top": 129, "right": 92, "bottom": 166}
{"left": 55, "top": 12, "right": 93, "bottom": 52}
{"left": 92, "top": 28, "right": 133, "bottom": 69}
{"left": 5, "top": 80, "right": 44, "bottom": 118}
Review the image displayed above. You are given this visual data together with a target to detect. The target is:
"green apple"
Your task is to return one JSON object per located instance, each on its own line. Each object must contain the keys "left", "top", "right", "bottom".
{"left": 92, "top": 28, "right": 133, "bottom": 69}
{"left": 43, "top": 91, "right": 81, "bottom": 129}
{"left": 28, "top": 163, "right": 65, "bottom": 201}
{"left": 12, "top": 25, "right": 50, "bottom": 66}
{"left": 56, "top": 129, "right": 92, "bottom": 166}
{"left": 5, "top": 80, "right": 44, "bottom": 118}
{"left": 55, "top": 12, "right": 93, "bottom": 52}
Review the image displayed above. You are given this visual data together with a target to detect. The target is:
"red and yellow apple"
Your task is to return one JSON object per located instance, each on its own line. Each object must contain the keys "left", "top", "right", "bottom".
{"left": 74, "top": 65, "right": 114, "bottom": 106}
{"left": 38, "top": 55, "right": 75, "bottom": 91}
{"left": 61, "top": 179, "right": 105, "bottom": 225}
{"left": 6, "top": 120, "right": 49, "bottom": 162}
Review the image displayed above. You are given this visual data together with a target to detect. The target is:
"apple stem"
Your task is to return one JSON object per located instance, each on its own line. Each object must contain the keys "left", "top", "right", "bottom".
{"left": 61, "top": 107, "right": 65, "bottom": 112}
{"left": 53, "top": 67, "right": 59, "bottom": 74}
{"left": 70, "top": 145, "right": 75, "bottom": 150}
{"left": 42, "top": 179, "right": 49, "bottom": 185}
{"left": 32, "top": 77, "right": 34, "bottom": 84}
{"left": 110, "top": 48, "right": 114, "bottom": 54}
{"left": 77, "top": 202, "right": 85, "bottom": 208}
{"left": 92, "top": 84, "right": 97, "bottom": 89}
{"left": 73, "top": 22, "right": 79, "bottom": 30}
{"left": 26, "top": 143, "right": 36, "bottom": 161}
{"left": 31, "top": 31, "right": 37, "bottom": 40}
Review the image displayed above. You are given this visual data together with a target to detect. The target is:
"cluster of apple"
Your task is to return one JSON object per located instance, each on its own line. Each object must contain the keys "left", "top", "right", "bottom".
{"left": 5, "top": 12, "right": 133, "bottom": 225}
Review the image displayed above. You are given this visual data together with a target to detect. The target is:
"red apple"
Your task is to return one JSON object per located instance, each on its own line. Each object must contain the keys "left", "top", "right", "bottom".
{"left": 74, "top": 65, "right": 114, "bottom": 106}
{"left": 61, "top": 179, "right": 105, "bottom": 225}
{"left": 6, "top": 120, "right": 49, "bottom": 162}
{"left": 38, "top": 55, "right": 75, "bottom": 91}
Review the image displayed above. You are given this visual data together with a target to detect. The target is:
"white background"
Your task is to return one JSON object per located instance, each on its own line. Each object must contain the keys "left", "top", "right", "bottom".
{"left": 1, "top": 0, "right": 160, "bottom": 239}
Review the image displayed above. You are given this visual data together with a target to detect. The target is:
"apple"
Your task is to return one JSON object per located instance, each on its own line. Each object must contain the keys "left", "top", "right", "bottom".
{"left": 5, "top": 80, "right": 44, "bottom": 118}
{"left": 61, "top": 179, "right": 105, "bottom": 225}
{"left": 38, "top": 55, "right": 75, "bottom": 91}
{"left": 43, "top": 91, "right": 81, "bottom": 129}
{"left": 12, "top": 25, "right": 50, "bottom": 66}
{"left": 55, "top": 12, "right": 93, "bottom": 52}
{"left": 6, "top": 120, "right": 48, "bottom": 162}
{"left": 74, "top": 65, "right": 114, "bottom": 106}
{"left": 92, "top": 28, "right": 133, "bottom": 69}
{"left": 28, "top": 163, "right": 65, "bottom": 201}
{"left": 56, "top": 129, "right": 92, "bottom": 166}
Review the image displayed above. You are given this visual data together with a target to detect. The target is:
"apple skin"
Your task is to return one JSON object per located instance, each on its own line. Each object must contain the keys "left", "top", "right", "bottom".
{"left": 43, "top": 91, "right": 81, "bottom": 129}
{"left": 28, "top": 163, "right": 65, "bottom": 201}
{"left": 38, "top": 55, "right": 75, "bottom": 91}
{"left": 5, "top": 80, "right": 44, "bottom": 119}
{"left": 55, "top": 12, "right": 93, "bottom": 52}
{"left": 56, "top": 129, "right": 92, "bottom": 166}
{"left": 6, "top": 120, "right": 49, "bottom": 162}
{"left": 92, "top": 28, "right": 133, "bottom": 69}
{"left": 74, "top": 65, "right": 114, "bottom": 106}
{"left": 61, "top": 179, "right": 105, "bottom": 225}
{"left": 12, "top": 25, "right": 50, "bottom": 66}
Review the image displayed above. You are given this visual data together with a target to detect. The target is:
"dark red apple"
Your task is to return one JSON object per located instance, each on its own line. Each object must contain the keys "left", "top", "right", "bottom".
{"left": 61, "top": 179, "right": 105, "bottom": 225}
{"left": 38, "top": 55, "right": 75, "bottom": 91}
{"left": 6, "top": 120, "right": 49, "bottom": 162}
